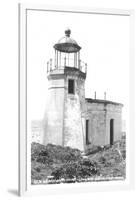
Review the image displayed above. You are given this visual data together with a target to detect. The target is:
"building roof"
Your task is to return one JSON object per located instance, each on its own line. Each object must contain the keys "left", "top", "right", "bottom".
{"left": 53, "top": 29, "right": 81, "bottom": 53}
{"left": 85, "top": 98, "right": 123, "bottom": 106}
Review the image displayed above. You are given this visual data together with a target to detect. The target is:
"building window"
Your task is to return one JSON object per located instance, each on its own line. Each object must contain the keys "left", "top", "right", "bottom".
{"left": 86, "top": 119, "right": 90, "bottom": 145}
{"left": 68, "top": 79, "right": 75, "bottom": 94}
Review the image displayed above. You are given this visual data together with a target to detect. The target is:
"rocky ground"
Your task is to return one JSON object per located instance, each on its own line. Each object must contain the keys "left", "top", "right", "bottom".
{"left": 31, "top": 136, "right": 126, "bottom": 184}
{"left": 88, "top": 138, "right": 126, "bottom": 178}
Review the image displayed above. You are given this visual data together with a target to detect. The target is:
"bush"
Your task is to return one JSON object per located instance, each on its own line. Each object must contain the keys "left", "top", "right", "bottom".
{"left": 51, "top": 158, "right": 99, "bottom": 180}
{"left": 35, "top": 167, "right": 41, "bottom": 172}
{"left": 31, "top": 142, "right": 82, "bottom": 165}
{"left": 98, "top": 156, "right": 106, "bottom": 164}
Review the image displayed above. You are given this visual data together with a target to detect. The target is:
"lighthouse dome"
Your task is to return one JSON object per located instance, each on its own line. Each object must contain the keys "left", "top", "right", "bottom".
{"left": 54, "top": 29, "right": 81, "bottom": 53}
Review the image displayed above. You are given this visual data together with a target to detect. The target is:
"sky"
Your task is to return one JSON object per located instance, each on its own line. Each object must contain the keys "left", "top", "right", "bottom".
{"left": 27, "top": 10, "right": 130, "bottom": 125}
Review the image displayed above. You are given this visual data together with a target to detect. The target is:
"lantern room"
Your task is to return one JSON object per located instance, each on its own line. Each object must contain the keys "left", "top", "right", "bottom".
{"left": 47, "top": 29, "right": 87, "bottom": 73}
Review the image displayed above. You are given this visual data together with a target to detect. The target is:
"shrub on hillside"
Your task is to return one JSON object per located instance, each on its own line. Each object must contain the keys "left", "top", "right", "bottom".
{"left": 51, "top": 158, "right": 99, "bottom": 180}
{"left": 31, "top": 142, "right": 82, "bottom": 165}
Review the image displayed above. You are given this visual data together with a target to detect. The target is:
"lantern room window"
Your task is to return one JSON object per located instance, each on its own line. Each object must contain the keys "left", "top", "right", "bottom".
{"left": 68, "top": 79, "right": 75, "bottom": 94}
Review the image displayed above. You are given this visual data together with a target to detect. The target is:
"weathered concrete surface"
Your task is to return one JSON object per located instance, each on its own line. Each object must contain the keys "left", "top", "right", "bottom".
{"left": 43, "top": 68, "right": 86, "bottom": 151}
{"left": 63, "top": 70, "right": 86, "bottom": 151}
{"left": 83, "top": 101, "right": 123, "bottom": 152}
{"left": 43, "top": 72, "right": 65, "bottom": 146}
{"left": 105, "top": 104, "right": 122, "bottom": 144}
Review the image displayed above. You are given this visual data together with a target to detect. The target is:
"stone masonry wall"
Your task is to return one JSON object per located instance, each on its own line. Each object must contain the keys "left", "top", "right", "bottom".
{"left": 83, "top": 102, "right": 123, "bottom": 152}
{"left": 63, "top": 72, "right": 86, "bottom": 151}
{"left": 43, "top": 75, "right": 65, "bottom": 146}
{"left": 105, "top": 104, "right": 122, "bottom": 144}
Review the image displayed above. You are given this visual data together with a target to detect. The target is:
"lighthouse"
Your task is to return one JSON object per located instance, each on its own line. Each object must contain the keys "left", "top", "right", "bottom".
{"left": 32, "top": 28, "right": 124, "bottom": 154}
{"left": 43, "top": 29, "right": 87, "bottom": 151}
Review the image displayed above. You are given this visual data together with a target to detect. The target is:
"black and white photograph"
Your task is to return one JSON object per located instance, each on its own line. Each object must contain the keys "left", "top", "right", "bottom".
{"left": 27, "top": 9, "right": 129, "bottom": 185}
{"left": 0, "top": 0, "right": 137, "bottom": 199}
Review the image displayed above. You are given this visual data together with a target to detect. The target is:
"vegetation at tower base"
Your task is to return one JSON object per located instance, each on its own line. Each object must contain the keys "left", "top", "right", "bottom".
{"left": 31, "top": 136, "right": 126, "bottom": 184}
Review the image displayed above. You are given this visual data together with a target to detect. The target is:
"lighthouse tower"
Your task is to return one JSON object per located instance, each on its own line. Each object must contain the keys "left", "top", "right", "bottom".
{"left": 43, "top": 29, "right": 87, "bottom": 151}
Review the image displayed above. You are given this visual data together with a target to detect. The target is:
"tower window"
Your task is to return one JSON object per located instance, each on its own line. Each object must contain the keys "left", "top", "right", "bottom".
{"left": 68, "top": 79, "right": 75, "bottom": 94}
